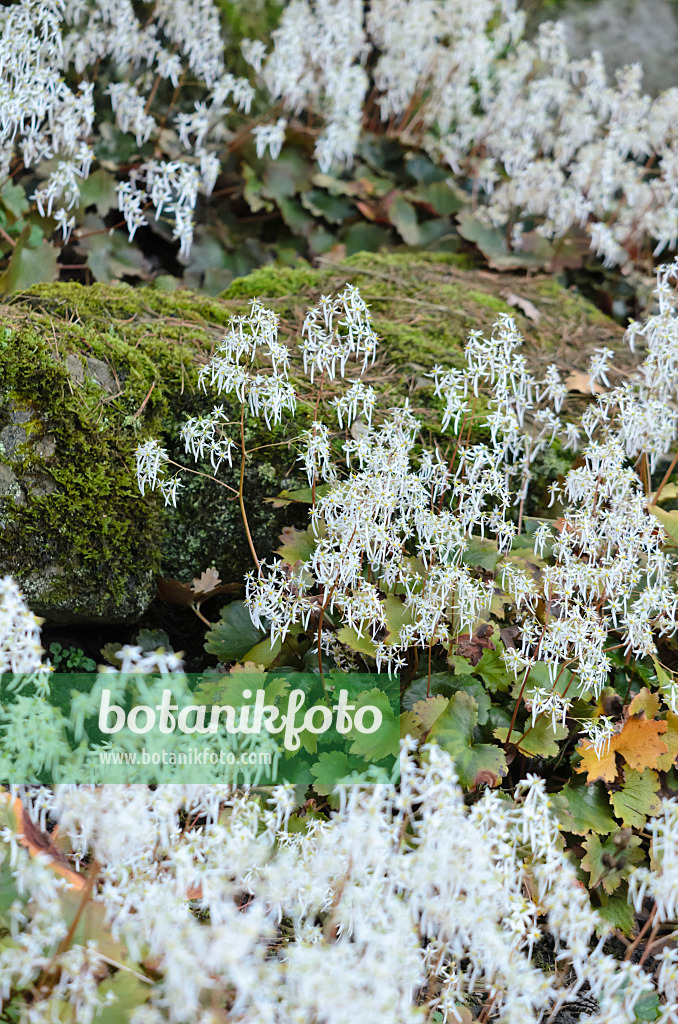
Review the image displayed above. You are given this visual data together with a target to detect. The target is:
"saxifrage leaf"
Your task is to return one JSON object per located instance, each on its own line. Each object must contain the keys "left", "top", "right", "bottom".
{"left": 428, "top": 691, "right": 507, "bottom": 788}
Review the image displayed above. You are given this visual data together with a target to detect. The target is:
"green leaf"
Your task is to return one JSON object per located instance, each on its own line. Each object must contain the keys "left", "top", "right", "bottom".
{"left": 348, "top": 688, "right": 399, "bottom": 762}
{"left": 262, "top": 150, "right": 311, "bottom": 202}
{"left": 648, "top": 504, "right": 678, "bottom": 546}
{"left": 456, "top": 211, "right": 554, "bottom": 270}
{"left": 460, "top": 536, "right": 500, "bottom": 571}
{"left": 582, "top": 833, "right": 643, "bottom": 893}
{"left": 343, "top": 222, "right": 391, "bottom": 256}
{"left": 595, "top": 892, "right": 636, "bottom": 937}
{"left": 310, "top": 751, "right": 364, "bottom": 794}
{"left": 278, "top": 196, "right": 315, "bottom": 235}
{"left": 383, "top": 594, "right": 417, "bottom": 645}
{"left": 276, "top": 525, "right": 321, "bottom": 566}
{"left": 520, "top": 660, "right": 573, "bottom": 703}
{"left": 0, "top": 179, "right": 29, "bottom": 221}
{"left": 242, "top": 163, "right": 274, "bottom": 213}
{"left": 204, "top": 601, "right": 267, "bottom": 662}
{"left": 268, "top": 484, "right": 332, "bottom": 506}
{"left": 300, "top": 189, "right": 355, "bottom": 224}
{"left": 552, "top": 782, "right": 617, "bottom": 835}
{"left": 417, "top": 218, "right": 455, "bottom": 246}
{"left": 387, "top": 194, "right": 420, "bottom": 245}
{"left": 0, "top": 860, "right": 23, "bottom": 928}
{"left": 0, "top": 224, "right": 59, "bottom": 296}
{"left": 78, "top": 218, "right": 152, "bottom": 283}
{"left": 633, "top": 992, "right": 661, "bottom": 1021}
{"left": 475, "top": 648, "right": 511, "bottom": 693}
{"left": 428, "top": 691, "right": 507, "bottom": 788}
{"left": 60, "top": 888, "right": 128, "bottom": 961}
{"left": 77, "top": 169, "right": 119, "bottom": 216}
{"left": 406, "top": 181, "right": 466, "bottom": 216}
{"left": 95, "top": 971, "right": 152, "bottom": 1023}
{"left": 610, "top": 769, "right": 662, "bottom": 827}
{"left": 403, "top": 673, "right": 491, "bottom": 725}
{"left": 448, "top": 655, "right": 476, "bottom": 677}
{"left": 411, "top": 695, "right": 450, "bottom": 731}
{"left": 494, "top": 715, "right": 567, "bottom": 758}
{"left": 240, "top": 634, "right": 282, "bottom": 668}
{"left": 310, "top": 172, "right": 357, "bottom": 196}
{"left": 336, "top": 626, "right": 377, "bottom": 659}
{"left": 404, "top": 153, "right": 450, "bottom": 185}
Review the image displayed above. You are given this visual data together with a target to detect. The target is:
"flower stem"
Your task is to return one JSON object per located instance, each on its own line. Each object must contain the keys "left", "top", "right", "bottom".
{"left": 239, "top": 405, "right": 260, "bottom": 574}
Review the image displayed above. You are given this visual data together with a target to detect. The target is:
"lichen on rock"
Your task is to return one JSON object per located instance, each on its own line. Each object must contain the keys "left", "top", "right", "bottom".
{"left": 0, "top": 252, "right": 623, "bottom": 625}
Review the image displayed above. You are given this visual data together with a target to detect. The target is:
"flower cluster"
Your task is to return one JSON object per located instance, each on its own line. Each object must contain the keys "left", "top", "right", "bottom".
{"left": 258, "top": 0, "right": 678, "bottom": 266}
{"left": 198, "top": 299, "right": 296, "bottom": 428}
{"left": 0, "top": 739, "right": 669, "bottom": 1024}
{"left": 137, "top": 266, "right": 678, "bottom": 711}
{"left": 0, "top": 0, "right": 253, "bottom": 258}
{"left": 4, "top": 0, "right": 678, "bottom": 267}
{"left": 0, "top": 576, "right": 44, "bottom": 675}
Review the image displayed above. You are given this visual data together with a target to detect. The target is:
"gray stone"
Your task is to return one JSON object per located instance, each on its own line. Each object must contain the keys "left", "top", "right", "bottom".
{"left": 0, "top": 464, "right": 23, "bottom": 504}
{"left": 24, "top": 472, "right": 57, "bottom": 498}
{"left": 65, "top": 353, "right": 85, "bottom": 385}
{"left": 18, "top": 564, "right": 156, "bottom": 627}
{"left": 0, "top": 423, "right": 27, "bottom": 459}
{"left": 86, "top": 356, "right": 117, "bottom": 394}
{"left": 65, "top": 352, "right": 118, "bottom": 394}
{"left": 528, "top": 0, "right": 678, "bottom": 96}
{"left": 9, "top": 407, "right": 32, "bottom": 424}
{"left": 34, "top": 435, "right": 56, "bottom": 459}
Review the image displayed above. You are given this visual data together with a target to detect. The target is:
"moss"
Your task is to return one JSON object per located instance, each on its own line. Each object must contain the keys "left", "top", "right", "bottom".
{"left": 465, "top": 289, "right": 512, "bottom": 313}
{"left": 0, "top": 252, "right": 624, "bottom": 625}
{"left": 223, "top": 262, "right": 318, "bottom": 299}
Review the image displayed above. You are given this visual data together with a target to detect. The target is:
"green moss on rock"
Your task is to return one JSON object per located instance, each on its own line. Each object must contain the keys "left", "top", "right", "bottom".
{"left": 0, "top": 253, "right": 624, "bottom": 624}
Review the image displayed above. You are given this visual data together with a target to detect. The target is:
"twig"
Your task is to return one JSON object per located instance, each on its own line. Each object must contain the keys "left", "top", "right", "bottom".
{"left": 653, "top": 449, "right": 678, "bottom": 505}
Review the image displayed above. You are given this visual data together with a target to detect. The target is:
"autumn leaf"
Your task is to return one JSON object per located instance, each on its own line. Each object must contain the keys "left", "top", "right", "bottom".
{"left": 192, "top": 567, "right": 222, "bottom": 595}
{"left": 628, "top": 687, "right": 661, "bottom": 719}
{"left": 453, "top": 623, "right": 495, "bottom": 666}
{"left": 501, "top": 291, "right": 541, "bottom": 324}
{"left": 613, "top": 717, "right": 668, "bottom": 771}
{"left": 156, "top": 576, "right": 195, "bottom": 607}
{"left": 564, "top": 370, "right": 603, "bottom": 394}
{"left": 575, "top": 739, "right": 618, "bottom": 784}
{"left": 656, "top": 712, "right": 678, "bottom": 771}
{"left": 577, "top": 713, "right": 668, "bottom": 781}
{"left": 156, "top": 570, "right": 241, "bottom": 608}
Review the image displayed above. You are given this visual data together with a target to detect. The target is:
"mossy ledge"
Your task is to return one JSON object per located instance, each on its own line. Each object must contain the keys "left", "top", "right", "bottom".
{"left": 0, "top": 251, "right": 623, "bottom": 625}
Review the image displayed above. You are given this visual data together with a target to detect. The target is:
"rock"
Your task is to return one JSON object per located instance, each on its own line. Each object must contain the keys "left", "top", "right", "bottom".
{"left": 526, "top": 0, "right": 678, "bottom": 96}
{"left": 0, "top": 253, "right": 623, "bottom": 625}
{"left": 66, "top": 353, "right": 117, "bottom": 393}
{"left": 85, "top": 356, "right": 117, "bottom": 394}
{"left": 65, "top": 353, "right": 85, "bottom": 385}
{"left": 0, "top": 423, "right": 27, "bottom": 459}
{"left": 0, "top": 464, "right": 22, "bottom": 504}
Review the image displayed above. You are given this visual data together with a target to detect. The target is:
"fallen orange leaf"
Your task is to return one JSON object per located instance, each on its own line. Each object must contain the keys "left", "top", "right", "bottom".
{"left": 613, "top": 717, "right": 668, "bottom": 772}
{"left": 575, "top": 739, "right": 618, "bottom": 784}
{"left": 7, "top": 795, "right": 87, "bottom": 891}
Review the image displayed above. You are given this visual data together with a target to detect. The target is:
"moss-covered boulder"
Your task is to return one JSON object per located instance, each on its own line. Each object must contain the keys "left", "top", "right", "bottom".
{"left": 0, "top": 251, "right": 624, "bottom": 625}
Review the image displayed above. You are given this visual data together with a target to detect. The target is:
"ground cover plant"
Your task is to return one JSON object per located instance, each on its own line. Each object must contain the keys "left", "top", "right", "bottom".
{"left": 0, "top": 257, "right": 678, "bottom": 1019}
{"left": 3, "top": 0, "right": 678, "bottom": 297}
{"left": 0, "top": 250, "right": 615, "bottom": 629}
{"left": 3, "top": 1, "right": 678, "bottom": 1022}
